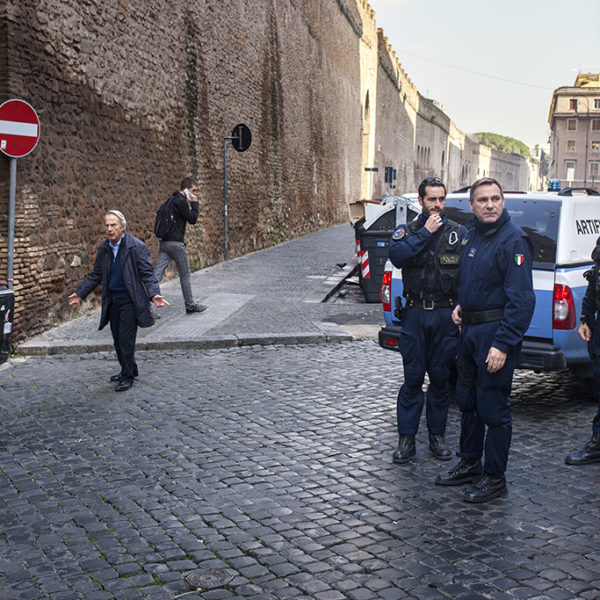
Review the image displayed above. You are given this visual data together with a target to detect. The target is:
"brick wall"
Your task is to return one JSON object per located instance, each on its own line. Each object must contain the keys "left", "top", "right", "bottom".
{"left": 1, "top": 0, "right": 363, "bottom": 339}
{"left": 1, "top": 0, "right": 530, "bottom": 340}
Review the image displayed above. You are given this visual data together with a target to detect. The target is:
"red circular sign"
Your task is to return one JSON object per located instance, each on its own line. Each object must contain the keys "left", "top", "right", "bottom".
{"left": 0, "top": 99, "right": 41, "bottom": 158}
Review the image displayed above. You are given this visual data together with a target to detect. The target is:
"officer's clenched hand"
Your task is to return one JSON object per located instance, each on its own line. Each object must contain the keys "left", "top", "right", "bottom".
{"left": 486, "top": 346, "right": 506, "bottom": 373}
{"left": 451, "top": 304, "right": 462, "bottom": 326}
{"left": 578, "top": 322, "right": 592, "bottom": 342}
{"left": 424, "top": 214, "right": 443, "bottom": 233}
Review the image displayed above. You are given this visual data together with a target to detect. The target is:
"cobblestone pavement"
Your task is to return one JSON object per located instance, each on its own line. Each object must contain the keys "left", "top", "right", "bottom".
{"left": 1, "top": 342, "right": 599, "bottom": 600}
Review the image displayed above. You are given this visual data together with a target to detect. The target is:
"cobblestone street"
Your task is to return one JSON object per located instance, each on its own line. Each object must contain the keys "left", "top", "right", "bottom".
{"left": 1, "top": 341, "right": 599, "bottom": 599}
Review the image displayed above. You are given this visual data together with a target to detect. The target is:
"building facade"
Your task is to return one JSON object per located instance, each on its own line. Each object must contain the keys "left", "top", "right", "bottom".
{"left": 548, "top": 73, "right": 600, "bottom": 191}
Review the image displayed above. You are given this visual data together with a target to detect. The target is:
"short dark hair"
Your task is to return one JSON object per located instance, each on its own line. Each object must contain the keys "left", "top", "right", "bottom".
{"left": 418, "top": 177, "right": 446, "bottom": 200}
{"left": 469, "top": 177, "right": 503, "bottom": 202}
{"left": 180, "top": 176, "right": 198, "bottom": 191}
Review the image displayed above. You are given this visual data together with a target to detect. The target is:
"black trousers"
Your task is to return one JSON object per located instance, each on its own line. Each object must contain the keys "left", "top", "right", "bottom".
{"left": 108, "top": 294, "right": 138, "bottom": 381}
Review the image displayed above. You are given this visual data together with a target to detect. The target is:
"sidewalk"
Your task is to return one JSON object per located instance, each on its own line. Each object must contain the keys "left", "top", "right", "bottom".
{"left": 18, "top": 224, "right": 384, "bottom": 355}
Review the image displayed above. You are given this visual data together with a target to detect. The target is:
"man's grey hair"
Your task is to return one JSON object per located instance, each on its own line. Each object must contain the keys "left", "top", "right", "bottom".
{"left": 105, "top": 210, "right": 126, "bottom": 228}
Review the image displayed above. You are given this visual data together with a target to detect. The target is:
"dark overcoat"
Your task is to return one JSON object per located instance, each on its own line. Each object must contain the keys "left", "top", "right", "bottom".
{"left": 75, "top": 231, "right": 160, "bottom": 329}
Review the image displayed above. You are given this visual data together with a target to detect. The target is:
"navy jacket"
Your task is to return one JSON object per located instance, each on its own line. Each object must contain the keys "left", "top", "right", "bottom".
{"left": 389, "top": 213, "right": 466, "bottom": 298}
{"left": 76, "top": 231, "right": 161, "bottom": 330}
{"left": 161, "top": 191, "right": 199, "bottom": 243}
{"left": 580, "top": 236, "right": 600, "bottom": 329}
{"left": 458, "top": 209, "right": 535, "bottom": 352}
{"left": 389, "top": 213, "right": 466, "bottom": 265}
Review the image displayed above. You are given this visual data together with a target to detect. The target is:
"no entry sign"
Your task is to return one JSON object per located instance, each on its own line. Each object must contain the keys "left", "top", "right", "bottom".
{"left": 0, "top": 99, "right": 41, "bottom": 158}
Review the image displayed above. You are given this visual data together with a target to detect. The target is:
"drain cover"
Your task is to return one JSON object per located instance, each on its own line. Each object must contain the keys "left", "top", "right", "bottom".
{"left": 185, "top": 569, "right": 233, "bottom": 590}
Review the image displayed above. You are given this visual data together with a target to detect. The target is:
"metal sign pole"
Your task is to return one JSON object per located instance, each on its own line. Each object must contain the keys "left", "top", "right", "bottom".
{"left": 7, "top": 158, "right": 16, "bottom": 289}
{"left": 222, "top": 124, "right": 251, "bottom": 261}
{"left": 223, "top": 139, "right": 229, "bottom": 260}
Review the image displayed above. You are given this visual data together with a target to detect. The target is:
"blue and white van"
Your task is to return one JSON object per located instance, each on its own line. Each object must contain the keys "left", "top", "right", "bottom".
{"left": 379, "top": 187, "right": 600, "bottom": 375}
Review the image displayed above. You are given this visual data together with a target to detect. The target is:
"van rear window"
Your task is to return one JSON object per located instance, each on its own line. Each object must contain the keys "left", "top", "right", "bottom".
{"left": 444, "top": 198, "right": 559, "bottom": 269}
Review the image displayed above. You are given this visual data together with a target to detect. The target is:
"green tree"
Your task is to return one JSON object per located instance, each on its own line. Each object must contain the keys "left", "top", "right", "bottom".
{"left": 540, "top": 151, "right": 549, "bottom": 177}
{"left": 475, "top": 132, "right": 531, "bottom": 159}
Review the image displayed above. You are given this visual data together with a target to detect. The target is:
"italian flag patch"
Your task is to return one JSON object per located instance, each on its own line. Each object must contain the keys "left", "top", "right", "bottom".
{"left": 514, "top": 254, "right": 524, "bottom": 266}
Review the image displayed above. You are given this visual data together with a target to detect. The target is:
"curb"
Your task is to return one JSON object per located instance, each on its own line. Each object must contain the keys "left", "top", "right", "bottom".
{"left": 16, "top": 330, "right": 355, "bottom": 356}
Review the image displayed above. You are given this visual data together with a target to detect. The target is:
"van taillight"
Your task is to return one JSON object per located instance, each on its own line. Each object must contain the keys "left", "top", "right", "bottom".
{"left": 383, "top": 336, "right": 399, "bottom": 348}
{"left": 380, "top": 270, "right": 392, "bottom": 312}
{"left": 553, "top": 284, "right": 576, "bottom": 329}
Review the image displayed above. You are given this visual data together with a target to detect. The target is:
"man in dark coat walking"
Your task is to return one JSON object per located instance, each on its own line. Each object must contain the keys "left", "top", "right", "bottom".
{"left": 69, "top": 210, "right": 169, "bottom": 391}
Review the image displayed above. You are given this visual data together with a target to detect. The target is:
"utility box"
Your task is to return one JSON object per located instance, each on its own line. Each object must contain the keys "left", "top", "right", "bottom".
{"left": 352, "top": 194, "right": 421, "bottom": 303}
{"left": 356, "top": 224, "right": 392, "bottom": 302}
{"left": 0, "top": 288, "right": 14, "bottom": 364}
{"left": 355, "top": 203, "right": 397, "bottom": 303}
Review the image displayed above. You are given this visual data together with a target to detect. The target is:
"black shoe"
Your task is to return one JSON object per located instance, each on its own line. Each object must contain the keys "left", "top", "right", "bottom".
{"left": 186, "top": 303, "right": 207, "bottom": 314}
{"left": 392, "top": 434, "right": 416, "bottom": 464}
{"left": 115, "top": 379, "right": 134, "bottom": 392}
{"left": 565, "top": 432, "right": 600, "bottom": 465}
{"left": 435, "top": 459, "right": 482, "bottom": 486}
{"left": 429, "top": 432, "right": 452, "bottom": 461}
{"left": 463, "top": 473, "right": 507, "bottom": 503}
{"left": 110, "top": 370, "right": 138, "bottom": 382}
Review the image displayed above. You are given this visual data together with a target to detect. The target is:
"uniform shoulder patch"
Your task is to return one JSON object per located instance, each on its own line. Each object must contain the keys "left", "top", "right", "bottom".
{"left": 392, "top": 227, "right": 406, "bottom": 241}
{"left": 514, "top": 253, "right": 525, "bottom": 266}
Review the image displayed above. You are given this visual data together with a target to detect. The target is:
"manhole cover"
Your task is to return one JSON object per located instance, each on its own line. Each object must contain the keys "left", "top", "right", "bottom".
{"left": 185, "top": 568, "right": 233, "bottom": 589}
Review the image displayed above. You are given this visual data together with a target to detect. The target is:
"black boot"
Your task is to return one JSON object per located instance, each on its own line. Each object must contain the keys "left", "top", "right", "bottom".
{"left": 435, "top": 459, "right": 482, "bottom": 486}
{"left": 392, "top": 434, "right": 416, "bottom": 464}
{"left": 429, "top": 432, "right": 452, "bottom": 461}
{"left": 463, "top": 473, "right": 507, "bottom": 503}
{"left": 565, "top": 432, "right": 600, "bottom": 465}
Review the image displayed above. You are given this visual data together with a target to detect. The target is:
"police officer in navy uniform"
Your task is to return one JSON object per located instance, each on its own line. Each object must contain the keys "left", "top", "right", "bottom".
{"left": 388, "top": 177, "right": 466, "bottom": 463}
{"left": 436, "top": 177, "right": 535, "bottom": 503}
{"left": 565, "top": 239, "right": 600, "bottom": 465}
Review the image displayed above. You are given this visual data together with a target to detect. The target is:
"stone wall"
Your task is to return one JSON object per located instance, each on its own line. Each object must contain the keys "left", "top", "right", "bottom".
{"left": 1, "top": 0, "right": 530, "bottom": 340}
{"left": 1, "top": 0, "right": 364, "bottom": 339}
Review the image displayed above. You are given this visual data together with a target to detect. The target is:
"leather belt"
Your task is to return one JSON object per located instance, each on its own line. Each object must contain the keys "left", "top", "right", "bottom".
{"left": 461, "top": 308, "right": 504, "bottom": 325}
{"left": 407, "top": 298, "right": 455, "bottom": 311}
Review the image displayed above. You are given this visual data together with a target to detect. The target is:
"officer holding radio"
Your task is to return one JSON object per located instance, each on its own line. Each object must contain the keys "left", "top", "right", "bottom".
{"left": 154, "top": 176, "right": 206, "bottom": 314}
{"left": 388, "top": 177, "right": 465, "bottom": 464}
{"left": 565, "top": 240, "right": 600, "bottom": 465}
{"left": 436, "top": 177, "right": 535, "bottom": 503}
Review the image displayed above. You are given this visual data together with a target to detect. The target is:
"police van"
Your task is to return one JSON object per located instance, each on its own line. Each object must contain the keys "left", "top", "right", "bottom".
{"left": 378, "top": 187, "right": 600, "bottom": 375}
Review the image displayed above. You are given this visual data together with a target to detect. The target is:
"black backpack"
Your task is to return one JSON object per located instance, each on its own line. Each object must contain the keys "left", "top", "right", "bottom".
{"left": 154, "top": 196, "right": 176, "bottom": 239}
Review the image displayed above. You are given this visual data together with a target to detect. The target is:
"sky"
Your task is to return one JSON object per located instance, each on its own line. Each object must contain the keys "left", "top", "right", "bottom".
{"left": 367, "top": 0, "right": 600, "bottom": 147}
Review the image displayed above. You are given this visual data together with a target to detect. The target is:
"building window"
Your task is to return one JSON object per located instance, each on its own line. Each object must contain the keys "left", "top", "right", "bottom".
{"left": 567, "top": 140, "right": 576, "bottom": 152}
{"left": 590, "top": 162, "right": 599, "bottom": 178}
{"left": 567, "top": 119, "right": 577, "bottom": 131}
{"left": 596, "top": 99, "right": 600, "bottom": 109}
{"left": 565, "top": 161, "right": 576, "bottom": 179}
{"left": 592, "top": 141, "right": 600, "bottom": 153}
{"left": 593, "top": 119, "right": 600, "bottom": 131}
{"left": 570, "top": 99, "right": 578, "bottom": 111}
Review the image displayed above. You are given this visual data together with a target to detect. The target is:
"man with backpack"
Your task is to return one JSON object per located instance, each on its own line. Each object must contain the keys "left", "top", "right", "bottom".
{"left": 154, "top": 176, "right": 207, "bottom": 314}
